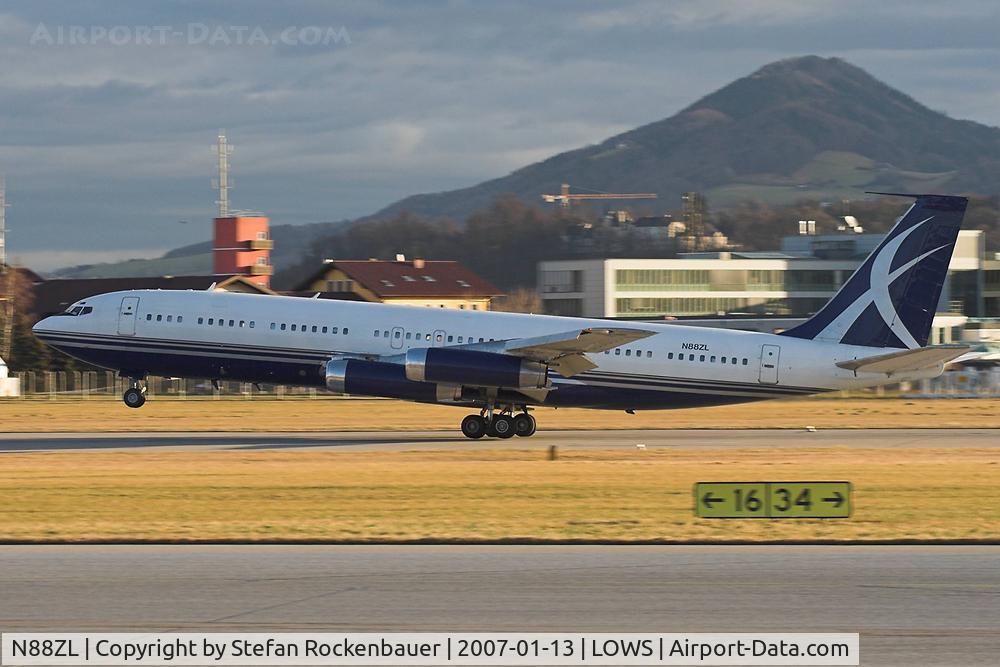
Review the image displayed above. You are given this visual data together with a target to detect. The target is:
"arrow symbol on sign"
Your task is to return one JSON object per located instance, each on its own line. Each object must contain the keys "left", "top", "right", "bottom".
{"left": 822, "top": 492, "right": 845, "bottom": 508}
{"left": 702, "top": 492, "right": 723, "bottom": 508}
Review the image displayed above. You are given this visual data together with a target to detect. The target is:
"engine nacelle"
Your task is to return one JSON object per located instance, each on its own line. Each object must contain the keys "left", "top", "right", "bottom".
{"left": 326, "top": 358, "right": 459, "bottom": 402}
{"left": 404, "top": 348, "right": 547, "bottom": 389}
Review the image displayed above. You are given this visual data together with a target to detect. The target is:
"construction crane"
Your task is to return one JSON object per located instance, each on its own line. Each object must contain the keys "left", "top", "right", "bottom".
{"left": 541, "top": 183, "right": 657, "bottom": 208}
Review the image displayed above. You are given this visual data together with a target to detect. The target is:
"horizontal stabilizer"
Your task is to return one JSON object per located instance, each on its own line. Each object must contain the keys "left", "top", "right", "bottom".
{"left": 836, "top": 344, "right": 970, "bottom": 375}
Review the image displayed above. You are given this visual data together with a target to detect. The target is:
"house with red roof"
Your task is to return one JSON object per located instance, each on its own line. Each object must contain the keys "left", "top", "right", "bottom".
{"left": 293, "top": 255, "right": 503, "bottom": 310}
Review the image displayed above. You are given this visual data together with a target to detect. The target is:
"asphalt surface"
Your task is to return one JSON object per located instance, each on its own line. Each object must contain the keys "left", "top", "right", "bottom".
{"left": 1, "top": 428, "right": 998, "bottom": 452}
{"left": 0, "top": 546, "right": 997, "bottom": 665}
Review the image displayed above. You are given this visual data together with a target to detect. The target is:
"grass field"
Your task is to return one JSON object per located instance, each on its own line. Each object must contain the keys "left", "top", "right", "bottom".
{"left": 1, "top": 397, "right": 999, "bottom": 432}
{"left": 1, "top": 446, "right": 998, "bottom": 543}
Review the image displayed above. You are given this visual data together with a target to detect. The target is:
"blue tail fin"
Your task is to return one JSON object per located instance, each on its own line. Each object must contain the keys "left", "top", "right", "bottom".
{"left": 780, "top": 193, "right": 967, "bottom": 349}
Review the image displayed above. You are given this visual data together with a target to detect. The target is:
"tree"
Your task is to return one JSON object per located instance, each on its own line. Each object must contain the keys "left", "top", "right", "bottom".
{"left": 7, "top": 314, "right": 49, "bottom": 371}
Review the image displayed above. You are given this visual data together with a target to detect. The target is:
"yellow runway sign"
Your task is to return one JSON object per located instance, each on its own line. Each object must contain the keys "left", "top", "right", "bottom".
{"left": 695, "top": 481, "right": 851, "bottom": 519}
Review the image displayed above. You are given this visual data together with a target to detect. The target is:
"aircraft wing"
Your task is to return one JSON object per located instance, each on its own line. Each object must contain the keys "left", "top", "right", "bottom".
{"left": 836, "top": 344, "right": 970, "bottom": 375}
{"left": 501, "top": 327, "right": 656, "bottom": 377}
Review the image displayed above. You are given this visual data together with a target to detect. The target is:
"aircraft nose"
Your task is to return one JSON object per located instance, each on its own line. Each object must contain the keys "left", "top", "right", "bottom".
{"left": 32, "top": 317, "right": 53, "bottom": 334}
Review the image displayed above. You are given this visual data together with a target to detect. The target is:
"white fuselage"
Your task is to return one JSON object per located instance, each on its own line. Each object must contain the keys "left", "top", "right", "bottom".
{"left": 33, "top": 290, "right": 940, "bottom": 410}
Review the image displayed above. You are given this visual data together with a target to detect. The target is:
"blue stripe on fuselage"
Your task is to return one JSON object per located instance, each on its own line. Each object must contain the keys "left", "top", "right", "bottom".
{"left": 34, "top": 330, "right": 821, "bottom": 409}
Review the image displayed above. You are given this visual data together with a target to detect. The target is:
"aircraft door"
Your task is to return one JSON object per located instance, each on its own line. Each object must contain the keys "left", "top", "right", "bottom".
{"left": 759, "top": 344, "right": 780, "bottom": 384}
{"left": 117, "top": 297, "right": 140, "bottom": 336}
{"left": 390, "top": 326, "right": 404, "bottom": 350}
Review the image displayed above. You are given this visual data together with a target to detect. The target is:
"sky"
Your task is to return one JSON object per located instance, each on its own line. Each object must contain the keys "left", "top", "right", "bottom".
{"left": 2, "top": 0, "right": 1000, "bottom": 270}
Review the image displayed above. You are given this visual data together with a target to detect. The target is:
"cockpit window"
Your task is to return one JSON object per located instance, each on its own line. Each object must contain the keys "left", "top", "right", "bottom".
{"left": 56, "top": 305, "right": 92, "bottom": 317}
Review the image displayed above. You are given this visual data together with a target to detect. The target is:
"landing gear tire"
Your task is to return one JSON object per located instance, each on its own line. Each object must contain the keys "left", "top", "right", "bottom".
{"left": 513, "top": 413, "right": 536, "bottom": 437}
{"left": 461, "top": 414, "right": 487, "bottom": 439}
{"left": 123, "top": 387, "right": 146, "bottom": 409}
{"left": 492, "top": 415, "right": 516, "bottom": 439}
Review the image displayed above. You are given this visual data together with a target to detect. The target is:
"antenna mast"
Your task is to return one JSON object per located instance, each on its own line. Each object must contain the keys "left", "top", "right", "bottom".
{"left": 0, "top": 175, "right": 13, "bottom": 360}
{"left": 213, "top": 131, "right": 232, "bottom": 217}
{"left": 0, "top": 175, "right": 6, "bottom": 270}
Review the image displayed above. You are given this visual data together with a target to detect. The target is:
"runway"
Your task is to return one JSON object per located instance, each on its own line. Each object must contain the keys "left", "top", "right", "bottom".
{"left": 1, "top": 428, "right": 998, "bottom": 452}
{"left": 0, "top": 545, "right": 997, "bottom": 665}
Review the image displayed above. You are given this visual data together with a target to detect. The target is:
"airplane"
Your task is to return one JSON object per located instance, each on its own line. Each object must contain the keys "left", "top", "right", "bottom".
{"left": 33, "top": 193, "right": 971, "bottom": 439}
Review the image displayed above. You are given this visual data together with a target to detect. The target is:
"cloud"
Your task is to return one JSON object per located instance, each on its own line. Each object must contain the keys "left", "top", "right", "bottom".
{"left": 0, "top": 0, "right": 997, "bottom": 267}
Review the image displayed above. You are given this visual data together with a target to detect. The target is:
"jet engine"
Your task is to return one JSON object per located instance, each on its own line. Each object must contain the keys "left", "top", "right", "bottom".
{"left": 404, "top": 348, "right": 547, "bottom": 389}
{"left": 325, "top": 358, "right": 457, "bottom": 402}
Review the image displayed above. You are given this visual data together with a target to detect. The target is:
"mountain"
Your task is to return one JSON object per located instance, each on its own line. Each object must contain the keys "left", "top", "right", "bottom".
{"left": 53, "top": 56, "right": 1000, "bottom": 278}
{"left": 371, "top": 55, "right": 1000, "bottom": 218}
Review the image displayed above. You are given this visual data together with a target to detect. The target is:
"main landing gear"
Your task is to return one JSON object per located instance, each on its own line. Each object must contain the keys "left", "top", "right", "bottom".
{"left": 122, "top": 377, "right": 147, "bottom": 409}
{"left": 461, "top": 407, "right": 536, "bottom": 439}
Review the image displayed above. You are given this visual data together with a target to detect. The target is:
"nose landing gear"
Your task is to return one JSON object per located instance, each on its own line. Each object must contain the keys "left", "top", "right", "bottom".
{"left": 122, "top": 378, "right": 147, "bottom": 409}
{"left": 461, "top": 406, "right": 536, "bottom": 439}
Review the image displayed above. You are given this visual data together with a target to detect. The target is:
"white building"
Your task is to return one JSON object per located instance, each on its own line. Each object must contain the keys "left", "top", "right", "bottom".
{"left": 0, "top": 357, "right": 20, "bottom": 397}
{"left": 538, "top": 230, "right": 1000, "bottom": 344}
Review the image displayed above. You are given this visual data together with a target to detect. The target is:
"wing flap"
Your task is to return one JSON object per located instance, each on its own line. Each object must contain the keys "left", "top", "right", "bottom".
{"left": 836, "top": 344, "right": 969, "bottom": 374}
{"left": 505, "top": 327, "right": 655, "bottom": 357}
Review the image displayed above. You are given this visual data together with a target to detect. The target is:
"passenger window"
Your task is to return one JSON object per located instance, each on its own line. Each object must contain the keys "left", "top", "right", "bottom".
{"left": 293, "top": 325, "right": 298, "bottom": 332}
{"left": 436, "top": 333, "right": 443, "bottom": 342}
{"left": 625, "top": 349, "right": 632, "bottom": 357}
{"left": 646, "top": 351, "right": 652, "bottom": 358}
{"left": 406, "top": 332, "right": 412, "bottom": 340}
{"left": 229, "top": 320, "right": 235, "bottom": 327}
{"left": 710, "top": 356, "right": 716, "bottom": 363}
{"left": 721, "top": 356, "right": 726, "bottom": 363}
{"left": 479, "top": 337, "right": 484, "bottom": 342}
{"left": 270, "top": 323, "right": 276, "bottom": 330}
{"left": 147, "top": 314, "right": 153, "bottom": 321}
{"left": 426, "top": 334, "right": 432, "bottom": 341}
{"left": 457, "top": 336, "right": 463, "bottom": 343}
{"left": 312, "top": 325, "right": 318, "bottom": 333}
{"left": 301, "top": 324, "right": 306, "bottom": 331}
{"left": 198, "top": 317, "right": 204, "bottom": 325}
{"left": 374, "top": 330, "right": 379, "bottom": 337}
{"left": 331, "top": 327, "right": 338, "bottom": 334}
{"left": 742, "top": 358, "right": 749, "bottom": 365}
{"left": 156, "top": 314, "right": 163, "bottom": 322}
{"left": 239, "top": 320, "right": 245, "bottom": 328}
{"left": 615, "top": 349, "right": 621, "bottom": 356}
{"left": 218, "top": 319, "right": 224, "bottom": 327}
{"left": 447, "top": 335, "right": 453, "bottom": 342}
{"left": 395, "top": 331, "right": 402, "bottom": 339}
{"left": 668, "top": 352, "right": 673, "bottom": 359}
{"left": 208, "top": 318, "right": 214, "bottom": 325}
{"left": 385, "top": 330, "right": 390, "bottom": 338}
{"left": 168, "top": 315, "right": 174, "bottom": 322}
{"left": 604, "top": 350, "right": 610, "bottom": 355}
{"left": 699, "top": 355, "right": 705, "bottom": 362}
{"left": 322, "top": 326, "right": 327, "bottom": 333}
{"left": 731, "top": 357, "right": 737, "bottom": 365}
{"left": 280, "top": 323, "right": 287, "bottom": 331}
{"left": 342, "top": 328, "right": 348, "bottom": 334}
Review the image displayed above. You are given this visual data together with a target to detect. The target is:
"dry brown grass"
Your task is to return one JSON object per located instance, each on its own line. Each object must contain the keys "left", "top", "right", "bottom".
{"left": 0, "top": 397, "right": 998, "bottom": 432}
{"left": 1, "top": 447, "right": 998, "bottom": 542}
